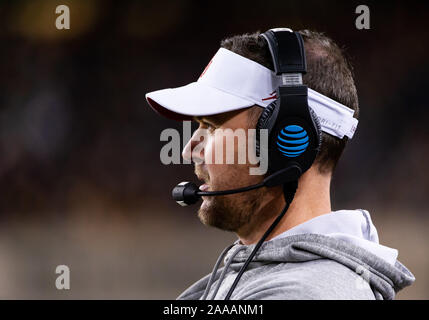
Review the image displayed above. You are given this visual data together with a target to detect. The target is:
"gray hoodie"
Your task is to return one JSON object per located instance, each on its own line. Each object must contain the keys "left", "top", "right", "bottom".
{"left": 177, "top": 209, "right": 415, "bottom": 300}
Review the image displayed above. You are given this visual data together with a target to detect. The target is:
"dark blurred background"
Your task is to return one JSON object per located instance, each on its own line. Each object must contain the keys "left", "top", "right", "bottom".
{"left": 0, "top": 0, "right": 427, "bottom": 299}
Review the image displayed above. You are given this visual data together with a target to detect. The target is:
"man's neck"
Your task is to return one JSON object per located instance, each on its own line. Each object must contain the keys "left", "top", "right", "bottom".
{"left": 237, "top": 166, "right": 332, "bottom": 245}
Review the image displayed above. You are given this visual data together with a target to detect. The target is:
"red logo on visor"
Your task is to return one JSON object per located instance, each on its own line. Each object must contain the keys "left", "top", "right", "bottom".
{"left": 199, "top": 59, "right": 213, "bottom": 78}
{"left": 262, "top": 90, "right": 277, "bottom": 101}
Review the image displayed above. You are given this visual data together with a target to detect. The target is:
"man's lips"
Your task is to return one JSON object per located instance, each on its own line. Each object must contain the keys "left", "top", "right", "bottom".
{"left": 199, "top": 184, "right": 209, "bottom": 191}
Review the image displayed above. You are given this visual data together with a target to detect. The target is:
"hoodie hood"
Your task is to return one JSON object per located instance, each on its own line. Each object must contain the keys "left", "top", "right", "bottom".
{"left": 271, "top": 209, "right": 398, "bottom": 265}
{"left": 180, "top": 209, "right": 415, "bottom": 300}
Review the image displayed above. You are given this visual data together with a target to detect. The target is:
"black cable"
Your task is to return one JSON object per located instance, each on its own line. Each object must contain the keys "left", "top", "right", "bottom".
{"left": 224, "top": 180, "right": 298, "bottom": 300}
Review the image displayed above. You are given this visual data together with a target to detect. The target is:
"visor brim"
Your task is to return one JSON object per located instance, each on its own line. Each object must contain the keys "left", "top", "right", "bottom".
{"left": 145, "top": 82, "right": 256, "bottom": 121}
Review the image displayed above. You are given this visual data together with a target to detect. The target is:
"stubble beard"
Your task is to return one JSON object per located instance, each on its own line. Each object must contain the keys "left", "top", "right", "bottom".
{"left": 195, "top": 165, "right": 267, "bottom": 232}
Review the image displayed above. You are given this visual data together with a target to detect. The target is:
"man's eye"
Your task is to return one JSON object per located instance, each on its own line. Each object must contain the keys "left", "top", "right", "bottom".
{"left": 201, "top": 121, "right": 216, "bottom": 131}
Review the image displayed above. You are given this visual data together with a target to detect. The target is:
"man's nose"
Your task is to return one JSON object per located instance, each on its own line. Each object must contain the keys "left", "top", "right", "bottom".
{"left": 182, "top": 133, "right": 205, "bottom": 163}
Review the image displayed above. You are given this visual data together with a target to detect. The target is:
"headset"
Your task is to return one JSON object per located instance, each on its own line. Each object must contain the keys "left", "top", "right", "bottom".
{"left": 172, "top": 28, "right": 321, "bottom": 299}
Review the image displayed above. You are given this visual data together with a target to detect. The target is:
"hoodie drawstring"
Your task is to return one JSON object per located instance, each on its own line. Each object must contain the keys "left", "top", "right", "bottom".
{"left": 200, "top": 243, "right": 235, "bottom": 300}
{"left": 208, "top": 246, "right": 246, "bottom": 300}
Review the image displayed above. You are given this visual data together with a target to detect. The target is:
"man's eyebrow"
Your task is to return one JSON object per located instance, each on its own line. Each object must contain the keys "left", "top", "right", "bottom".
{"left": 194, "top": 109, "right": 245, "bottom": 125}
{"left": 193, "top": 116, "right": 221, "bottom": 125}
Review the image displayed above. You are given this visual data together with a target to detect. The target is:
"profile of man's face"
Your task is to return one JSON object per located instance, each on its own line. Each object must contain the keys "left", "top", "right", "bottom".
{"left": 182, "top": 108, "right": 272, "bottom": 233}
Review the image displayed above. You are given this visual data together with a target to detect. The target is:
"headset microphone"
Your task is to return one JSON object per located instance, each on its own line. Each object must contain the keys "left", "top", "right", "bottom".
{"left": 172, "top": 165, "right": 302, "bottom": 206}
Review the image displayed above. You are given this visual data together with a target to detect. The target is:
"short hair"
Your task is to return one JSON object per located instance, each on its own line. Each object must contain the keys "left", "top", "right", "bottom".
{"left": 220, "top": 30, "right": 359, "bottom": 174}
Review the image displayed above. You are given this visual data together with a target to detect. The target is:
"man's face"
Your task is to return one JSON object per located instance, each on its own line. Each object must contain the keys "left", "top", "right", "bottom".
{"left": 182, "top": 108, "right": 269, "bottom": 232}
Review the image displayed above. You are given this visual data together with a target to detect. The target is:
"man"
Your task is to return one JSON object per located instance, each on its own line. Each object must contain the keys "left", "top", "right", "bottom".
{"left": 145, "top": 29, "right": 415, "bottom": 299}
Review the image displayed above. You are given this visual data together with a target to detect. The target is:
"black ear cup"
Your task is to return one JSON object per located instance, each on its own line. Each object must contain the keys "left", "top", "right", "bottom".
{"left": 255, "top": 99, "right": 322, "bottom": 177}
{"left": 257, "top": 100, "right": 277, "bottom": 131}
{"left": 255, "top": 100, "right": 278, "bottom": 157}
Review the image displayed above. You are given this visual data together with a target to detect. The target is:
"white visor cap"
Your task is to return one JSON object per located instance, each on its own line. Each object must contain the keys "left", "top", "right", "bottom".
{"left": 146, "top": 47, "right": 358, "bottom": 139}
